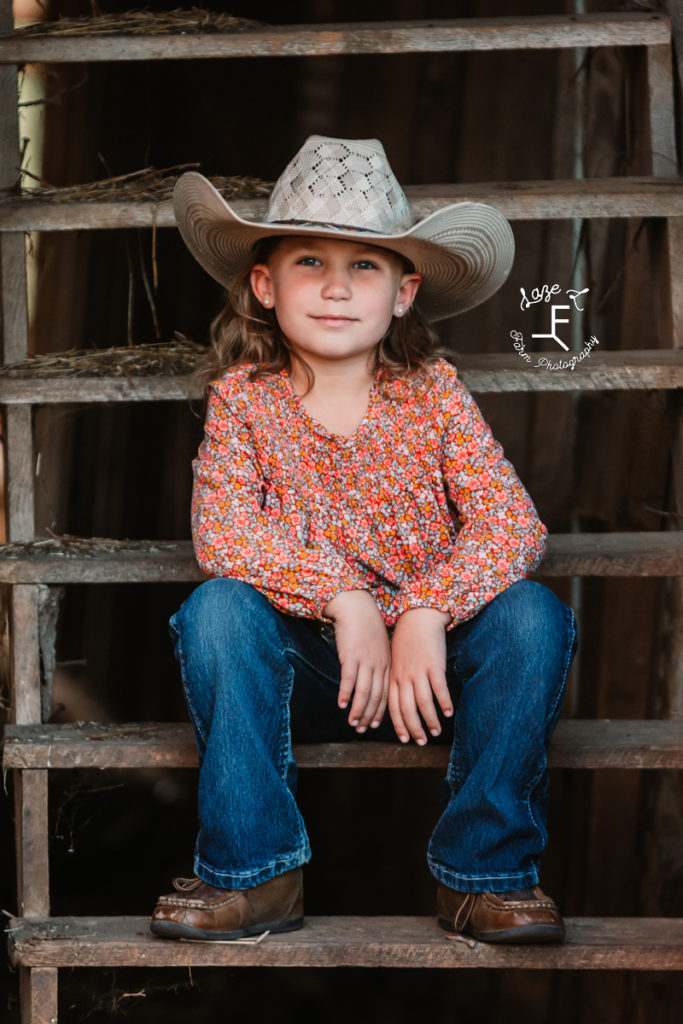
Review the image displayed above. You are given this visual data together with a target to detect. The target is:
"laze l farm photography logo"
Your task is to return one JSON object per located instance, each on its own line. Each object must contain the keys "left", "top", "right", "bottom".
{"left": 511, "top": 282, "right": 599, "bottom": 371}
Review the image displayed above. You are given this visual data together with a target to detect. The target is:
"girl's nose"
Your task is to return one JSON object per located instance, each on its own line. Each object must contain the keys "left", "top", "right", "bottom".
{"left": 321, "top": 267, "right": 352, "bottom": 300}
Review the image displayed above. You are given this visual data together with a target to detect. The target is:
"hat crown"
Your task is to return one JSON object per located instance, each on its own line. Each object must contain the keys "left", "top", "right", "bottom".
{"left": 265, "top": 135, "right": 413, "bottom": 235}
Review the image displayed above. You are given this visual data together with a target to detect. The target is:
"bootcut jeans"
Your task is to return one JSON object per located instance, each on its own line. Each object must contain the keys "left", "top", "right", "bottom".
{"left": 169, "top": 576, "right": 577, "bottom": 894}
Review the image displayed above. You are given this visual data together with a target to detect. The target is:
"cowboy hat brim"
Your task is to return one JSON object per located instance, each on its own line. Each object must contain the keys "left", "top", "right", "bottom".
{"left": 173, "top": 171, "right": 515, "bottom": 321}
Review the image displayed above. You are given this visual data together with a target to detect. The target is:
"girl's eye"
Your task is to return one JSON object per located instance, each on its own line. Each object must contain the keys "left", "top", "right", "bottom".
{"left": 354, "top": 260, "right": 377, "bottom": 270}
{"left": 297, "top": 256, "right": 320, "bottom": 266}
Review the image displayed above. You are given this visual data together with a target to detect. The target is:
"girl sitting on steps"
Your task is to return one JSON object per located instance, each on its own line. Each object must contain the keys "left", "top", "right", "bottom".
{"left": 151, "top": 135, "right": 577, "bottom": 945}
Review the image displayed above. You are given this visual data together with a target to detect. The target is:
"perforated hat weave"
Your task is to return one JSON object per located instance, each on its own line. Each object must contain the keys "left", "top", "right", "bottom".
{"left": 266, "top": 137, "right": 413, "bottom": 234}
{"left": 173, "top": 135, "right": 515, "bottom": 321}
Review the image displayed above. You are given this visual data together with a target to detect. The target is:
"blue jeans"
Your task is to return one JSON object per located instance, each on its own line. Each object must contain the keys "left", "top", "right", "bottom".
{"left": 169, "top": 577, "right": 577, "bottom": 894}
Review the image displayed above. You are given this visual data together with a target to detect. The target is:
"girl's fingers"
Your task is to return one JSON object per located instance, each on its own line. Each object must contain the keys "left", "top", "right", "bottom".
{"left": 411, "top": 677, "right": 442, "bottom": 738}
{"left": 347, "top": 664, "right": 373, "bottom": 727}
{"left": 397, "top": 679, "right": 428, "bottom": 745}
{"left": 338, "top": 659, "right": 359, "bottom": 710}
{"left": 388, "top": 680, "right": 410, "bottom": 743}
{"left": 357, "top": 665, "right": 389, "bottom": 730}
{"left": 429, "top": 667, "right": 453, "bottom": 718}
{"left": 370, "top": 668, "right": 390, "bottom": 728}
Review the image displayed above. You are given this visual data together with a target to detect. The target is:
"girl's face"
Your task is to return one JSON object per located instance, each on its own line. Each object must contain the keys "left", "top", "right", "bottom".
{"left": 249, "top": 236, "right": 421, "bottom": 373}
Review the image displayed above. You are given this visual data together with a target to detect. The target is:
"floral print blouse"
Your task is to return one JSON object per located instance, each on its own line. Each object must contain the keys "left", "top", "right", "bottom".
{"left": 192, "top": 358, "right": 547, "bottom": 628}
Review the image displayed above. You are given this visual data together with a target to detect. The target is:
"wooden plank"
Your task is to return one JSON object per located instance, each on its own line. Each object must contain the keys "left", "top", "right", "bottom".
{"left": 0, "top": 13, "right": 670, "bottom": 64}
{"left": 0, "top": 533, "right": 680, "bottom": 584}
{"left": 1, "top": 352, "right": 682, "bottom": 405}
{"left": 7, "top": 914, "right": 683, "bottom": 970}
{"left": 13, "top": 770, "right": 49, "bottom": 916}
{"left": 3, "top": 720, "right": 683, "bottom": 771}
{"left": 19, "top": 968, "right": 58, "bottom": 1024}
{"left": 2, "top": 178, "right": 683, "bottom": 231}
{"left": 646, "top": 45, "right": 678, "bottom": 175}
{"left": 9, "top": 586, "right": 41, "bottom": 721}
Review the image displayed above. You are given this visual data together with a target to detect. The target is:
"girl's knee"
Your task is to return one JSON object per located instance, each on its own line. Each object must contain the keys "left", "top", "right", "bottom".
{"left": 457, "top": 580, "right": 577, "bottom": 681}
{"left": 174, "top": 578, "right": 273, "bottom": 638}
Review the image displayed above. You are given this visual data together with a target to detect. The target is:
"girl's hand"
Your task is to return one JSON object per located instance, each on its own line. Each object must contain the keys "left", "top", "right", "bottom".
{"left": 388, "top": 608, "right": 453, "bottom": 745}
{"left": 322, "top": 590, "right": 391, "bottom": 733}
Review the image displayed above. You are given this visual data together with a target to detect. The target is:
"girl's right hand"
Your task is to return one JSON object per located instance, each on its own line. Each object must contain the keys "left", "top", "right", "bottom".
{"left": 322, "top": 590, "right": 391, "bottom": 733}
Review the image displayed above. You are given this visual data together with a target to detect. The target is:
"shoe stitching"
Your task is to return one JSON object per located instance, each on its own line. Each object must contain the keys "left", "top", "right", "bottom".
{"left": 480, "top": 893, "right": 558, "bottom": 913}
{"left": 156, "top": 890, "right": 242, "bottom": 911}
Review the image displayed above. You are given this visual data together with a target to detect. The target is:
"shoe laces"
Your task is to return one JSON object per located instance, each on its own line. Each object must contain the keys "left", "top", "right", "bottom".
{"left": 173, "top": 877, "right": 203, "bottom": 893}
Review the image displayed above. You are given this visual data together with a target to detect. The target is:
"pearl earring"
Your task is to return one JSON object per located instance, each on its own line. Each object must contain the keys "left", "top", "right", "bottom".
{"left": 396, "top": 305, "right": 404, "bottom": 315}
{"left": 263, "top": 298, "right": 270, "bottom": 306}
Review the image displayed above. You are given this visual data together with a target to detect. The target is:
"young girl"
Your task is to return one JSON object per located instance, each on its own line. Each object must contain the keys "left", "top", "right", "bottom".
{"left": 151, "top": 136, "right": 577, "bottom": 945}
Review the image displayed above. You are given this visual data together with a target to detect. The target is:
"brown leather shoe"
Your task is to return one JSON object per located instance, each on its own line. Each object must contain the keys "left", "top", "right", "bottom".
{"left": 150, "top": 867, "right": 304, "bottom": 941}
{"left": 437, "top": 884, "right": 565, "bottom": 944}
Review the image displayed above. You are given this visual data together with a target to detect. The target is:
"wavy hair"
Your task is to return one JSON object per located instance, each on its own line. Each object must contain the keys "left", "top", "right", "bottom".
{"left": 195, "top": 236, "right": 448, "bottom": 396}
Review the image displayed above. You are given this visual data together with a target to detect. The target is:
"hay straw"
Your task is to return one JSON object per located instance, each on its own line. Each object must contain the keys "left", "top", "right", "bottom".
{"left": 18, "top": 164, "right": 274, "bottom": 203}
{"left": 0, "top": 336, "right": 205, "bottom": 379}
{"left": 1, "top": 7, "right": 263, "bottom": 40}
{"left": 0, "top": 536, "right": 180, "bottom": 558}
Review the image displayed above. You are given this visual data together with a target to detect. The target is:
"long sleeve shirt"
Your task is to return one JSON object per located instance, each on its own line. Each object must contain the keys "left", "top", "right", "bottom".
{"left": 191, "top": 358, "right": 547, "bottom": 628}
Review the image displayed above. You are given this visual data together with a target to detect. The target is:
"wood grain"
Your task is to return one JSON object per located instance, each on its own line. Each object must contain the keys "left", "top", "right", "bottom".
{"left": 0, "top": 13, "right": 671, "bottom": 64}
{"left": 7, "top": 914, "right": 683, "bottom": 970}
{"left": 3, "top": 720, "right": 683, "bottom": 770}
{"left": 1, "top": 352, "right": 682, "bottom": 405}
{"left": 1, "top": 178, "right": 683, "bottom": 231}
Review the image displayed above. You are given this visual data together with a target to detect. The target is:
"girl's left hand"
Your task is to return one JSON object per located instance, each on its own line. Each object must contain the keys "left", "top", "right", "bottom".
{"left": 388, "top": 607, "right": 453, "bottom": 744}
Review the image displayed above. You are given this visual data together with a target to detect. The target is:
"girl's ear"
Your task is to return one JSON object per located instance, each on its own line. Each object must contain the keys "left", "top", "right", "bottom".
{"left": 394, "top": 272, "right": 422, "bottom": 316}
{"left": 250, "top": 263, "right": 274, "bottom": 308}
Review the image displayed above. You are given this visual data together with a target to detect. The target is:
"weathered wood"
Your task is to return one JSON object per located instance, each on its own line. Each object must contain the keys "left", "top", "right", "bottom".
{"left": 0, "top": 234, "right": 27, "bottom": 363}
{"left": 4, "top": 405, "right": 34, "bottom": 536}
{"left": 1, "top": 178, "right": 683, "bottom": 231}
{"left": 13, "top": 770, "right": 49, "bottom": 916}
{"left": 0, "top": 532, "right": 680, "bottom": 584}
{"left": 3, "top": 719, "right": 683, "bottom": 771}
{"left": 0, "top": 13, "right": 671, "bottom": 65}
{"left": 646, "top": 45, "right": 678, "bottom": 175}
{"left": 9, "top": 586, "right": 41, "bottom": 722}
{"left": 19, "top": 967, "right": 58, "bottom": 1024}
{"left": 7, "top": 914, "right": 683, "bottom": 970}
{"left": 1, "top": 351, "right": 682, "bottom": 405}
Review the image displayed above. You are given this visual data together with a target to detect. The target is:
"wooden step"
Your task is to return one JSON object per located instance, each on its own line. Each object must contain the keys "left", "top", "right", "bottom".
{"left": 0, "top": 13, "right": 670, "bottom": 65}
{"left": 1, "top": 352, "right": 683, "bottom": 404}
{"left": 2, "top": 178, "right": 682, "bottom": 231}
{"left": 4, "top": 720, "right": 683, "bottom": 771}
{"left": 0, "top": 533, "right": 681, "bottom": 584}
{"left": 7, "top": 915, "right": 683, "bottom": 970}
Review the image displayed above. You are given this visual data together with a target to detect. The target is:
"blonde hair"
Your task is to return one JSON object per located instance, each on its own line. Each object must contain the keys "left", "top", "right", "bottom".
{"left": 196, "top": 236, "right": 448, "bottom": 394}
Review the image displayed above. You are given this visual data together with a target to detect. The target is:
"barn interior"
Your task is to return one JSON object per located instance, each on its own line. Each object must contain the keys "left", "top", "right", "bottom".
{"left": 1, "top": 0, "right": 683, "bottom": 1021}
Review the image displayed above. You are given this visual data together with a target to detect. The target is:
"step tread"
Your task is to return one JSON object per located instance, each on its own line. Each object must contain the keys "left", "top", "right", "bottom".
{"left": 0, "top": 533, "right": 681, "bottom": 584}
{"left": 4, "top": 720, "right": 683, "bottom": 770}
{"left": 7, "top": 914, "right": 683, "bottom": 970}
{"left": 1, "top": 351, "right": 683, "bottom": 402}
{"left": 2, "top": 178, "right": 682, "bottom": 231}
{"left": 0, "top": 13, "right": 670, "bottom": 65}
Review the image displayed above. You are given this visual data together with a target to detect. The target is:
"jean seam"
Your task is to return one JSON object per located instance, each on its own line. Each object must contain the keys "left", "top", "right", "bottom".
{"left": 522, "top": 604, "right": 577, "bottom": 845}
{"left": 170, "top": 616, "right": 209, "bottom": 750}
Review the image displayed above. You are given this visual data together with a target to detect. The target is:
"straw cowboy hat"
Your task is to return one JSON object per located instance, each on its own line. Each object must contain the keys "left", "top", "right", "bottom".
{"left": 173, "top": 135, "right": 515, "bottom": 322}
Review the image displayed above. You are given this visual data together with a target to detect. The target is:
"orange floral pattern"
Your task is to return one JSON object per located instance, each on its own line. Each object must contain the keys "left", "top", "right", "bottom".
{"left": 192, "top": 359, "right": 547, "bottom": 627}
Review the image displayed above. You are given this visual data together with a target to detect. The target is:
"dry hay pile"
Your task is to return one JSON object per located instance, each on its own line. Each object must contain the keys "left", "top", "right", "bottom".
{"left": 1, "top": 7, "right": 263, "bottom": 39}
{"left": 0, "top": 536, "right": 181, "bottom": 559}
{"left": 0, "top": 337, "right": 206, "bottom": 378}
{"left": 19, "top": 165, "right": 274, "bottom": 203}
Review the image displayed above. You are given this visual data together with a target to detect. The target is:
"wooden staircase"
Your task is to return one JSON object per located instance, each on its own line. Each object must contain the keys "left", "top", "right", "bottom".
{"left": 1, "top": 8, "right": 682, "bottom": 1023}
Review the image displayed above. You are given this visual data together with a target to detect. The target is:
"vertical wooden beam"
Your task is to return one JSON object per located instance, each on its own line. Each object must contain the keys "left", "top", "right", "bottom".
{"left": 0, "top": 3, "right": 57, "bottom": 1022}
{"left": 20, "top": 966, "right": 59, "bottom": 1024}
{"left": 646, "top": 44, "right": 678, "bottom": 174}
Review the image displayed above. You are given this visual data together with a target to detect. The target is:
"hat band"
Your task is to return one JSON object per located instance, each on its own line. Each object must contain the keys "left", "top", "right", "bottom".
{"left": 268, "top": 218, "right": 382, "bottom": 235}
